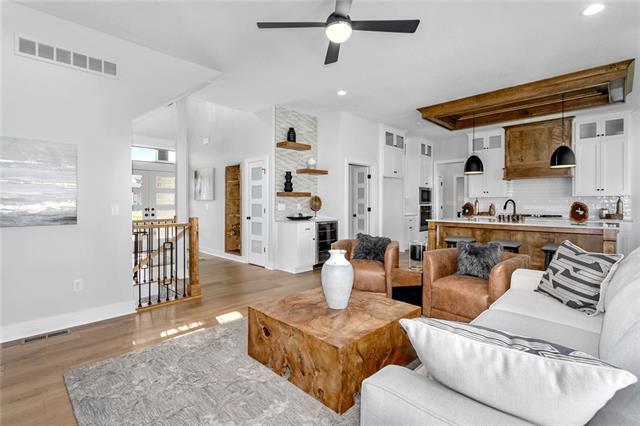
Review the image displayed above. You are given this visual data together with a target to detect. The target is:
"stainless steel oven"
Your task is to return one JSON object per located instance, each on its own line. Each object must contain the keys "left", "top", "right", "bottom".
{"left": 419, "top": 187, "right": 432, "bottom": 204}
{"left": 419, "top": 204, "right": 432, "bottom": 232}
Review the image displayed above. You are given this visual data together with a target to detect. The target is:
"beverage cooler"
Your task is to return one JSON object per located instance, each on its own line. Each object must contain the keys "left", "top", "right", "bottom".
{"left": 315, "top": 220, "right": 338, "bottom": 267}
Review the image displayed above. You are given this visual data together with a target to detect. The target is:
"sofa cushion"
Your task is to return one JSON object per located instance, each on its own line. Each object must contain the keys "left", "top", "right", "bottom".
{"left": 490, "top": 289, "right": 603, "bottom": 334}
{"left": 599, "top": 274, "right": 640, "bottom": 357}
{"left": 473, "top": 309, "right": 600, "bottom": 356}
{"left": 400, "top": 318, "right": 636, "bottom": 426}
{"left": 353, "top": 233, "right": 390, "bottom": 262}
{"left": 431, "top": 274, "right": 488, "bottom": 320}
{"left": 601, "top": 245, "right": 640, "bottom": 312}
{"left": 590, "top": 320, "right": 640, "bottom": 425}
{"left": 536, "top": 240, "right": 622, "bottom": 314}
{"left": 456, "top": 241, "right": 502, "bottom": 280}
{"left": 350, "top": 259, "right": 385, "bottom": 293}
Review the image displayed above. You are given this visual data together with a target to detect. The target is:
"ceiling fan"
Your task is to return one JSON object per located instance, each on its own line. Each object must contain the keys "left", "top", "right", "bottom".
{"left": 257, "top": 0, "right": 420, "bottom": 65}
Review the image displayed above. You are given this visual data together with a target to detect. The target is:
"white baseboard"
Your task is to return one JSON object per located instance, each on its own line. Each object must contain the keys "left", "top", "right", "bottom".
{"left": 0, "top": 300, "right": 134, "bottom": 344}
{"left": 200, "top": 246, "right": 248, "bottom": 264}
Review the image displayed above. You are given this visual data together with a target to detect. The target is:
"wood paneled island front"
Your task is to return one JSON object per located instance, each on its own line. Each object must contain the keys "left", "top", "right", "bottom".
{"left": 428, "top": 219, "right": 619, "bottom": 270}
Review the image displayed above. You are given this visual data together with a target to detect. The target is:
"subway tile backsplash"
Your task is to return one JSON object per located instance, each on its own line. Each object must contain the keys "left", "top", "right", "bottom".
{"left": 468, "top": 177, "right": 632, "bottom": 219}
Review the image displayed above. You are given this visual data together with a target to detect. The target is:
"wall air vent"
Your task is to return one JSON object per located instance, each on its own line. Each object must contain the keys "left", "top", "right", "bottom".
{"left": 15, "top": 34, "right": 117, "bottom": 78}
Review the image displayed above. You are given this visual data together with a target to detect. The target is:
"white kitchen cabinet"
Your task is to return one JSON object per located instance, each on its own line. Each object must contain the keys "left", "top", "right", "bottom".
{"left": 574, "top": 113, "right": 630, "bottom": 196}
{"left": 419, "top": 143, "right": 433, "bottom": 187}
{"left": 276, "top": 221, "right": 316, "bottom": 273}
{"left": 382, "top": 129, "right": 405, "bottom": 178}
{"left": 466, "top": 131, "right": 507, "bottom": 198}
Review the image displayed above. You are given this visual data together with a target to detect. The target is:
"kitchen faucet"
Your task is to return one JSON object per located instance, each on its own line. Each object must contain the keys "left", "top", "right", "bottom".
{"left": 504, "top": 199, "right": 517, "bottom": 215}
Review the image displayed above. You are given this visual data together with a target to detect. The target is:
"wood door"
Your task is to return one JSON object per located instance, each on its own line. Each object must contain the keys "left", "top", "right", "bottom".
{"left": 349, "top": 165, "right": 370, "bottom": 238}
{"left": 225, "top": 165, "right": 241, "bottom": 255}
{"left": 247, "top": 160, "right": 267, "bottom": 267}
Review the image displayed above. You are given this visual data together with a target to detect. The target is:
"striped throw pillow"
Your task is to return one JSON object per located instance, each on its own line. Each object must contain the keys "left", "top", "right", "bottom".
{"left": 536, "top": 240, "right": 623, "bottom": 314}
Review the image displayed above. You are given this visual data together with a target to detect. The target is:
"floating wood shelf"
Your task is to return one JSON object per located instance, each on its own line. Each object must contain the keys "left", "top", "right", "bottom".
{"left": 418, "top": 59, "right": 635, "bottom": 131}
{"left": 276, "top": 141, "right": 311, "bottom": 151}
{"left": 296, "top": 168, "right": 328, "bottom": 175}
{"left": 276, "top": 192, "right": 312, "bottom": 197}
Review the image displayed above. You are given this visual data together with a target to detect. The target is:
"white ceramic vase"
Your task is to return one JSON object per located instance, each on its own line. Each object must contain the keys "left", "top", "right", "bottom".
{"left": 321, "top": 249, "right": 354, "bottom": 309}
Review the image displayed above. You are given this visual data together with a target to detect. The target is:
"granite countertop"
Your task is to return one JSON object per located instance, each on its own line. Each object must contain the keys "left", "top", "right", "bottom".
{"left": 429, "top": 217, "right": 628, "bottom": 230}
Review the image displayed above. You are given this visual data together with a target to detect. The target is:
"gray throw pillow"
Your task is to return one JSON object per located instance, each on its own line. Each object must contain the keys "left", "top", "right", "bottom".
{"left": 456, "top": 241, "right": 502, "bottom": 280}
{"left": 353, "top": 233, "right": 391, "bottom": 262}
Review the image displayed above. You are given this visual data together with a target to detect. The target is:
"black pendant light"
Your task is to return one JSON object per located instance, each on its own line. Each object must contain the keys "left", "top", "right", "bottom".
{"left": 550, "top": 94, "right": 576, "bottom": 169}
{"left": 464, "top": 113, "right": 484, "bottom": 175}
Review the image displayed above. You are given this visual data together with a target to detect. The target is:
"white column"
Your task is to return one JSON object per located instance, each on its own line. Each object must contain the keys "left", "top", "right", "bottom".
{"left": 175, "top": 98, "right": 189, "bottom": 222}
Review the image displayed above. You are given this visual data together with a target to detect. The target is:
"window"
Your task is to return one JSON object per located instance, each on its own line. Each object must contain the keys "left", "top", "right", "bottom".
{"left": 131, "top": 146, "right": 176, "bottom": 163}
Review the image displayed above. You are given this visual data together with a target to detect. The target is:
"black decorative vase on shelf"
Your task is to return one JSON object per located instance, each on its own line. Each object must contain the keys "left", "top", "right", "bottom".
{"left": 283, "top": 171, "right": 293, "bottom": 192}
{"left": 287, "top": 127, "right": 296, "bottom": 142}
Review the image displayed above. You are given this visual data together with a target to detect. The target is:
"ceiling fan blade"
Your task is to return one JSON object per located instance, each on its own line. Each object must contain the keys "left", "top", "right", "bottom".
{"left": 257, "top": 22, "right": 325, "bottom": 29}
{"left": 324, "top": 42, "right": 340, "bottom": 65}
{"left": 334, "top": 0, "right": 353, "bottom": 17}
{"left": 351, "top": 19, "right": 420, "bottom": 33}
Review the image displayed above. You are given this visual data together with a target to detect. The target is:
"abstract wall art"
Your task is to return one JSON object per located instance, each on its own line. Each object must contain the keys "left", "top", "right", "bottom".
{"left": 194, "top": 167, "right": 214, "bottom": 201}
{"left": 0, "top": 137, "right": 77, "bottom": 227}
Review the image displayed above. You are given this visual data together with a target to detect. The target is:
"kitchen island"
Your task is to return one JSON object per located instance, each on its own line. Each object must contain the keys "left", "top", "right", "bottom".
{"left": 427, "top": 218, "right": 619, "bottom": 270}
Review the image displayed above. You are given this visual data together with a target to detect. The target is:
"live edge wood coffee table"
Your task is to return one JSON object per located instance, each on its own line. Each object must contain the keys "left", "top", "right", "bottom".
{"left": 248, "top": 287, "right": 419, "bottom": 414}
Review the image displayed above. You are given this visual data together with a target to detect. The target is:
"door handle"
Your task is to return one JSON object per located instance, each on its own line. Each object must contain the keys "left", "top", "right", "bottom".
{"left": 246, "top": 216, "right": 251, "bottom": 220}
{"left": 352, "top": 214, "right": 357, "bottom": 217}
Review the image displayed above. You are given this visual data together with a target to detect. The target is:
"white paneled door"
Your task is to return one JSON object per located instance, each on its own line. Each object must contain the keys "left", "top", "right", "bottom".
{"left": 349, "top": 165, "right": 370, "bottom": 238}
{"left": 247, "top": 160, "right": 267, "bottom": 267}
{"left": 132, "top": 170, "right": 176, "bottom": 221}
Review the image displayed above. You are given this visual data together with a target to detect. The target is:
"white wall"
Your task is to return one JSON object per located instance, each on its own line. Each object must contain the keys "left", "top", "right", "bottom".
{"left": 0, "top": 2, "right": 216, "bottom": 342}
{"left": 187, "top": 97, "right": 273, "bottom": 262}
{"left": 132, "top": 134, "right": 175, "bottom": 149}
{"left": 316, "top": 111, "right": 381, "bottom": 239}
{"left": 631, "top": 109, "right": 640, "bottom": 251}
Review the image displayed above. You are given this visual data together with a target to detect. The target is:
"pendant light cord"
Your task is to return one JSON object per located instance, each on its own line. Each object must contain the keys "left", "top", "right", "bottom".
{"left": 561, "top": 94, "right": 565, "bottom": 146}
{"left": 472, "top": 112, "right": 476, "bottom": 153}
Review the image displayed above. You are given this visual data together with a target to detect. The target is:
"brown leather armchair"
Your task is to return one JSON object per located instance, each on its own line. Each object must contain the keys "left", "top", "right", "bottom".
{"left": 422, "top": 248, "right": 530, "bottom": 322}
{"left": 331, "top": 239, "right": 399, "bottom": 298}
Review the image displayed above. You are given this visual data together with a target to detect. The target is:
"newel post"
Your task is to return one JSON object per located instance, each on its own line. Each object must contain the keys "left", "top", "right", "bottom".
{"left": 188, "top": 217, "right": 201, "bottom": 297}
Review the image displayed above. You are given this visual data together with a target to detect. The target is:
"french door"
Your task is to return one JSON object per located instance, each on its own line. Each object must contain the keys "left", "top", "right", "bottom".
{"left": 132, "top": 170, "right": 176, "bottom": 221}
{"left": 247, "top": 160, "right": 267, "bottom": 266}
{"left": 349, "top": 165, "right": 370, "bottom": 238}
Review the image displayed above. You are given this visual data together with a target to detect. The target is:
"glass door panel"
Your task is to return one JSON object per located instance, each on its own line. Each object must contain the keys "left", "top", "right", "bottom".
{"left": 248, "top": 161, "right": 266, "bottom": 266}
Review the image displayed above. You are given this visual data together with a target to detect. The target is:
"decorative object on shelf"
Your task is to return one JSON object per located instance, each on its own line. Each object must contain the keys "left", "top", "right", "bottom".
{"left": 276, "top": 191, "right": 311, "bottom": 197}
{"left": 489, "top": 203, "right": 496, "bottom": 216}
{"left": 569, "top": 201, "right": 589, "bottom": 224}
{"left": 287, "top": 127, "right": 296, "bottom": 142}
{"left": 599, "top": 208, "right": 610, "bottom": 219}
{"left": 616, "top": 197, "right": 624, "bottom": 215}
{"left": 321, "top": 249, "right": 354, "bottom": 309}
{"left": 550, "top": 94, "right": 576, "bottom": 169}
{"left": 310, "top": 195, "right": 322, "bottom": 217}
{"left": 474, "top": 198, "right": 480, "bottom": 214}
{"left": 307, "top": 157, "right": 317, "bottom": 169}
{"left": 283, "top": 171, "right": 293, "bottom": 192}
{"left": 464, "top": 113, "right": 484, "bottom": 175}
{"left": 194, "top": 167, "right": 215, "bottom": 201}
{"left": 461, "top": 202, "right": 475, "bottom": 217}
{"left": 0, "top": 137, "right": 77, "bottom": 227}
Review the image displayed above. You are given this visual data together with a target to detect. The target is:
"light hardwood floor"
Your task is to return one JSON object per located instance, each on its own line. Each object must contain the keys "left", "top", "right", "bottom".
{"left": 0, "top": 254, "right": 321, "bottom": 425}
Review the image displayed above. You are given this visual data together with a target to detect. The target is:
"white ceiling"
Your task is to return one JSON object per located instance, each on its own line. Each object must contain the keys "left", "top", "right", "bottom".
{"left": 20, "top": 0, "right": 640, "bottom": 140}
{"left": 132, "top": 104, "right": 177, "bottom": 141}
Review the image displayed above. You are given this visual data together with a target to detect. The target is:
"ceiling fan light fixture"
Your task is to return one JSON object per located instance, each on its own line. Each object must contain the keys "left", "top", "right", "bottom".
{"left": 325, "top": 18, "right": 352, "bottom": 43}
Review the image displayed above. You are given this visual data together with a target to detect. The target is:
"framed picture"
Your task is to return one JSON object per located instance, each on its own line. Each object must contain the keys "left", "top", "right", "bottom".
{"left": 1, "top": 137, "right": 77, "bottom": 227}
{"left": 194, "top": 168, "right": 214, "bottom": 201}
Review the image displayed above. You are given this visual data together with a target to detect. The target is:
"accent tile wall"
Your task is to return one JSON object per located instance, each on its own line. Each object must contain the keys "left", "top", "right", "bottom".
{"left": 274, "top": 106, "right": 318, "bottom": 221}
{"left": 469, "top": 177, "right": 632, "bottom": 219}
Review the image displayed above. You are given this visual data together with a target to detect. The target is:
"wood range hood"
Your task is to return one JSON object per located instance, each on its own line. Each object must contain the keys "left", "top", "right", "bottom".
{"left": 417, "top": 59, "right": 635, "bottom": 131}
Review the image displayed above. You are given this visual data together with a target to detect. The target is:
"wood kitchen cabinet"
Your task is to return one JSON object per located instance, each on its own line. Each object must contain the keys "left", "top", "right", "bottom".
{"left": 466, "top": 130, "right": 507, "bottom": 198}
{"left": 503, "top": 117, "right": 573, "bottom": 180}
{"left": 574, "top": 113, "right": 630, "bottom": 196}
{"left": 382, "top": 128, "right": 405, "bottom": 178}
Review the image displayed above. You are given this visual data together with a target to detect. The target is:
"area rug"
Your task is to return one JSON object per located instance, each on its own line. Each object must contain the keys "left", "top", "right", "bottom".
{"left": 64, "top": 319, "right": 360, "bottom": 425}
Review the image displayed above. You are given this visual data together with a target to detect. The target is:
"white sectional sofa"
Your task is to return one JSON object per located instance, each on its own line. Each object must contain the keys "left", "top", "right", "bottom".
{"left": 361, "top": 247, "right": 640, "bottom": 425}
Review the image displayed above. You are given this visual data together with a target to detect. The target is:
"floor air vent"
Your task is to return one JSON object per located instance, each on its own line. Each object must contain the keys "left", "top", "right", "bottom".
{"left": 22, "top": 329, "right": 70, "bottom": 344}
{"left": 15, "top": 34, "right": 117, "bottom": 78}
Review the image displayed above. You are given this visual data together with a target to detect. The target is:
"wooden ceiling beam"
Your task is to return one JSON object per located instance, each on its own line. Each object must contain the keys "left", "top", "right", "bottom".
{"left": 417, "top": 59, "right": 635, "bottom": 131}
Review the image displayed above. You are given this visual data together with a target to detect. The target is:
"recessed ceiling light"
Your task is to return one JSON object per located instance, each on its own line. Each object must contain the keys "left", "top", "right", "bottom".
{"left": 337, "top": 90, "right": 347, "bottom": 96}
{"left": 582, "top": 4, "right": 605, "bottom": 16}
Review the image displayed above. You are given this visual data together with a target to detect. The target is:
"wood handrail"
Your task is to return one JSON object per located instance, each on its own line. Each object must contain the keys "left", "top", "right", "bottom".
{"left": 133, "top": 226, "right": 187, "bottom": 274}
